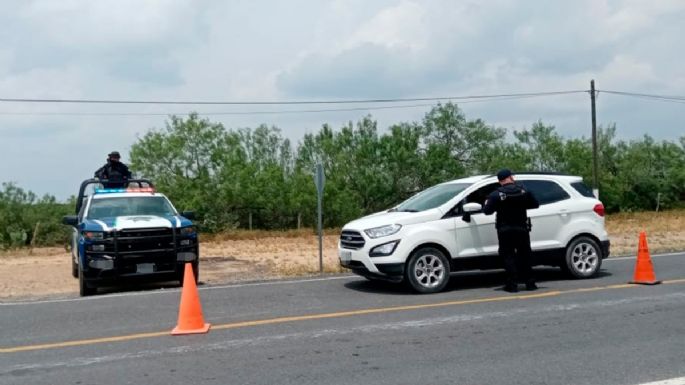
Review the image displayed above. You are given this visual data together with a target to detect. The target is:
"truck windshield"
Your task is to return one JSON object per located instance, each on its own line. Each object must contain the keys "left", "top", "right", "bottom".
{"left": 87, "top": 196, "right": 176, "bottom": 219}
{"left": 393, "top": 183, "right": 471, "bottom": 212}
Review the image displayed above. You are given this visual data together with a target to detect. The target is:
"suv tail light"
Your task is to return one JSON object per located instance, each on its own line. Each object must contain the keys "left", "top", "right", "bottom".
{"left": 593, "top": 203, "right": 605, "bottom": 217}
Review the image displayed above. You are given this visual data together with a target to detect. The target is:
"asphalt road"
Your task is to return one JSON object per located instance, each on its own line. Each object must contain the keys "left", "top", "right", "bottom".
{"left": 1, "top": 253, "right": 684, "bottom": 385}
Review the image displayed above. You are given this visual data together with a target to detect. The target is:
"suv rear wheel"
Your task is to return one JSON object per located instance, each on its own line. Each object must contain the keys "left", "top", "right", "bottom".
{"left": 405, "top": 247, "right": 450, "bottom": 294}
{"left": 561, "top": 236, "right": 602, "bottom": 278}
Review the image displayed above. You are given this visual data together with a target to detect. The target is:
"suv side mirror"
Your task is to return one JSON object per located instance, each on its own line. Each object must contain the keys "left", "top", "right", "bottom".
{"left": 463, "top": 203, "right": 482, "bottom": 213}
{"left": 461, "top": 203, "right": 482, "bottom": 223}
{"left": 181, "top": 211, "right": 195, "bottom": 220}
{"left": 62, "top": 215, "right": 78, "bottom": 227}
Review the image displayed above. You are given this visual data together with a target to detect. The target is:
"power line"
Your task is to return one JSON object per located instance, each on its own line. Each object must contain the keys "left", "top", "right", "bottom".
{"left": 0, "top": 93, "right": 582, "bottom": 117}
{"left": 0, "top": 103, "right": 436, "bottom": 117}
{"left": 599, "top": 90, "right": 685, "bottom": 102}
{"left": 0, "top": 90, "right": 587, "bottom": 106}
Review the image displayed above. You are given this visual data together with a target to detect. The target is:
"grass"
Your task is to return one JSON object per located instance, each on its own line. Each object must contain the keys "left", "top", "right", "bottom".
{"left": 202, "top": 227, "right": 341, "bottom": 242}
{"left": 605, "top": 209, "right": 685, "bottom": 256}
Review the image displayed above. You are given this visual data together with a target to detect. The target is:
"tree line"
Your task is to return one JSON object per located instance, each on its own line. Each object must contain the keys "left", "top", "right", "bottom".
{"left": 1, "top": 103, "right": 684, "bottom": 248}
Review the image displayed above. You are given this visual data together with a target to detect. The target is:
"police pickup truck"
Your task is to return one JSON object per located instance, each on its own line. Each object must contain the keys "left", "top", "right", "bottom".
{"left": 62, "top": 179, "right": 199, "bottom": 296}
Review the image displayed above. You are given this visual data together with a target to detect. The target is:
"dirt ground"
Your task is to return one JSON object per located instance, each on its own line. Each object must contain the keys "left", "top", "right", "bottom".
{"left": 1, "top": 211, "right": 683, "bottom": 301}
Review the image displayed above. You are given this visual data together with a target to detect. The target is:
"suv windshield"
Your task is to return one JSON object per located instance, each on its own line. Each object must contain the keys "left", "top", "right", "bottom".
{"left": 87, "top": 196, "right": 176, "bottom": 219}
{"left": 394, "top": 183, "right": 470, "bottom": 212}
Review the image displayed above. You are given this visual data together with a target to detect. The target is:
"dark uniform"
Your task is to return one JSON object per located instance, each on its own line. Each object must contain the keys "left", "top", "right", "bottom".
{"left": 483, "top": 171, "right": 539, "bottom": 292}
{"left": 94, "top": 151, "right": 132, "bottom": 188}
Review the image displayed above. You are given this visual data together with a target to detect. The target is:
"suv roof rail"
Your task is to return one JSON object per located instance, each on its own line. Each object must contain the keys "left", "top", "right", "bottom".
{"left": 75, "top": 178, "right": 155, "bottom": 214}
{"left": 487, "top": 171, "right": 571, "bottom": 178}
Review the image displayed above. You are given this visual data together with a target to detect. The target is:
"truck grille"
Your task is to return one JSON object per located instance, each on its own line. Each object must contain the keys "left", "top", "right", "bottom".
{"left": 340, "top": 230, "right": 365, "bottom": 250}
{"left": 116, "top": 227, "right": 174, "bottom": 255}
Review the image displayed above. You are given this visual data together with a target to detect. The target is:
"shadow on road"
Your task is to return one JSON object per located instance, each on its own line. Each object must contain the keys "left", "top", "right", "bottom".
{"left": 343, "top": 267, "right": 613, "bottom": 295}
{"left": 94, "top": 279, "right": 206, "bottom": 296}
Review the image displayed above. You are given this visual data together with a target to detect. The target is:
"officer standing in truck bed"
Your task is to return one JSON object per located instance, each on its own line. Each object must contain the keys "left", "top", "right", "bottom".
{"left": 94, "top": 151, "right": 132, "bottom": 188}
{"left": 483, "top": 169, "right": 540, "bottom": 293}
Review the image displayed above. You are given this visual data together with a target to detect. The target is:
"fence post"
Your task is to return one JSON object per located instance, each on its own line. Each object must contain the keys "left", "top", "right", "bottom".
{"left": 29, "top": 222, "right": 41, "bottom": 254}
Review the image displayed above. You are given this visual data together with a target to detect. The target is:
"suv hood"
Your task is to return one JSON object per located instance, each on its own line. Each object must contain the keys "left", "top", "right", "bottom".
{"left": 82, "top": 215, "right": 192, "bottom": 231}
{"left": 343, "top": 209, "right": 441, "bottom": 231}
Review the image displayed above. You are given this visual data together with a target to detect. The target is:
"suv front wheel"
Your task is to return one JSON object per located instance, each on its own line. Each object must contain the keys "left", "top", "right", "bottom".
{"left": 405, "top": 247, "right": 450, "bottom": 294}
{"left": 561, "top": 236, "right": 602, "bottom": 278}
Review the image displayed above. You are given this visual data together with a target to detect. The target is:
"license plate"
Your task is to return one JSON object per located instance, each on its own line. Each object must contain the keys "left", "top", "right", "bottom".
{"left": 136, "top": 263, "right": 155, "bottom": 274}
{"left": 339, "top": 250, "right": 352, "bottom": 263}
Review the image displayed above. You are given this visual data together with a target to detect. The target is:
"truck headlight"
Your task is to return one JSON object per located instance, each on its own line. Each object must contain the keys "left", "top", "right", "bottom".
{"left": 369, "top": 241, "right": 400, "bottom": 257}
{"left": 364, "top": 224, "right": 402, "bottom": 239}
{"left": 83, "top": 231, "right": 105, "bottom": 241}
{"left": 178, "top": 226, "right": 196, "bottom": 236}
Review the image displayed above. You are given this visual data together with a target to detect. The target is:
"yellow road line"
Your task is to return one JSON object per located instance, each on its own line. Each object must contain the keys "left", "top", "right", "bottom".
{"left": 1, "top": 279, "right": 683, "bottom": 354}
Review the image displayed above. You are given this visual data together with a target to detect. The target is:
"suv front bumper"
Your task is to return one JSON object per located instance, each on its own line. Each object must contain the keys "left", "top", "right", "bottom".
{"left": 338, "top": 231, "right": 410, "bottom": 282}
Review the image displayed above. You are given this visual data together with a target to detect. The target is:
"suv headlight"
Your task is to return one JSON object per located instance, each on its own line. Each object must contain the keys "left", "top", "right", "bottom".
{"left": 83, "top": 231, "right": 105, "bottom": 241}
{"left": 178, "top": 226, "right": 196, "bottom": 236}
{"left": 364, "top": 224, "right": 402, "bottom": 239}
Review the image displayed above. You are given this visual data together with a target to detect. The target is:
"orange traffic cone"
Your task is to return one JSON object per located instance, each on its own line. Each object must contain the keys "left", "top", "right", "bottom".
{"left": 629, "top": 231, "right": 661, "bottom": 285}
{"left": 171, "top": 263, "right": 211, "bottom": 335}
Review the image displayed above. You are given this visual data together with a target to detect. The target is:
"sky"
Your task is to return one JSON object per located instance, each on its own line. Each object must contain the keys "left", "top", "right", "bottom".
{"left": 0, "top": 0, "right": 684, "bottom": 200}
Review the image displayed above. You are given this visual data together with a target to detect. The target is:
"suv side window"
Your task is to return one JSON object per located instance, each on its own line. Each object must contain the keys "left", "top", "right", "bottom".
{"left": 521, "top": 180, "right": 570, "bottom": 205}
{"left": 571, "top": 181, "right": 595, "bottom": 198}
{"left": 466, "top": 182, "right": 500, "bottom": 205}
{"left": 450, "top": 182, "right": 500, "bottom": 215}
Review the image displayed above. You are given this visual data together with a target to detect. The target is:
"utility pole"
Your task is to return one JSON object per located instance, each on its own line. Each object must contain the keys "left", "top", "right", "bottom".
{"left": 590, "top": 79, "right": 599, "bottom": 197}
{"left": 313, "top": 163, "right": 325, "bottom": 274}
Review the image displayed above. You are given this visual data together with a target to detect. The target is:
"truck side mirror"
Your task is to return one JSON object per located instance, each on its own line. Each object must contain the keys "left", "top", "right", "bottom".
{"left": 62, "top": 215, "right": 78, "bottom": 227}
{"left": 181, "top": 211, "right": 195, "bottom": 220}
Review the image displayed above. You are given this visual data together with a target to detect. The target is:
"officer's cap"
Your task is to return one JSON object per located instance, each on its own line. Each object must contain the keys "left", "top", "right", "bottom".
{"left": 497, "top": 169, "right": 513, "bottom": 181}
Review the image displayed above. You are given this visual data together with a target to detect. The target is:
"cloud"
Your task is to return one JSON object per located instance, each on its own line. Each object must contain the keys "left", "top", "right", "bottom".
{"left": 0, "top": 0, "right": 684, "bottom": 199}
{"left": 18, "top": 0, "right": 199, "bottom": 49}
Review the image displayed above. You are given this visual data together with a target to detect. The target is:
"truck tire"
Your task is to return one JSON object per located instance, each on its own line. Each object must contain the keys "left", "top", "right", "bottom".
{"left": 71, "top": 255, "right": 79, "bottom": 278}
{"left": 79, "top": 267, "right": 96, "bottom": 297}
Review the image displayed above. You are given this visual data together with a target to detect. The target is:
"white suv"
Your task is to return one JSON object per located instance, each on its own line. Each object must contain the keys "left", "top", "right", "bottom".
{"left": 339, "top": 173, "right": 610, "bottom": 293}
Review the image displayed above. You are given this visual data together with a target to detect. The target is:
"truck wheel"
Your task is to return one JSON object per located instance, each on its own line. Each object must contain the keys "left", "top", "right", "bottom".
{"left": 561, "top": 236, "right": 602, "bottom": 279}
{"left": 79, "top": 267, "right": 96, "bottom": 297}
{"left": 405, "top": 247, "right": 450, "bottom": 294}
{"left": 71, "top": 255, "right": 78, "bottom": 278}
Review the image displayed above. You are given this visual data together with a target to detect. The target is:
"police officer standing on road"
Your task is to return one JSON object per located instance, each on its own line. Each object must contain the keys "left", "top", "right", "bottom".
{"left": 94, "top": 151, "right": 132, "bottom": 188}
{"left": 483, "top": 169, "right": 540, "bottom": 293}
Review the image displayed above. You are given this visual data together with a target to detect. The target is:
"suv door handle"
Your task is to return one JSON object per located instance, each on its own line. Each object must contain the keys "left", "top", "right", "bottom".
{"left": 559, "top": 209, "right": 569, "bottom": 217}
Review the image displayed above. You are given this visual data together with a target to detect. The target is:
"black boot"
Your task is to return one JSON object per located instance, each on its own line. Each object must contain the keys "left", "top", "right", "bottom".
{"left": 503, "top": 283, "right": 519, "bottom": 293}
{"left": 525, "top": 281, "right": 538, "bottom": 291}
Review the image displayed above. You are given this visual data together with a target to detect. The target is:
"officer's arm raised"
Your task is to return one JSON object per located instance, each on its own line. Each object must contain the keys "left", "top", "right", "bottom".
{"left": 482, "top": 191, "right": 498, "bottom": 215}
